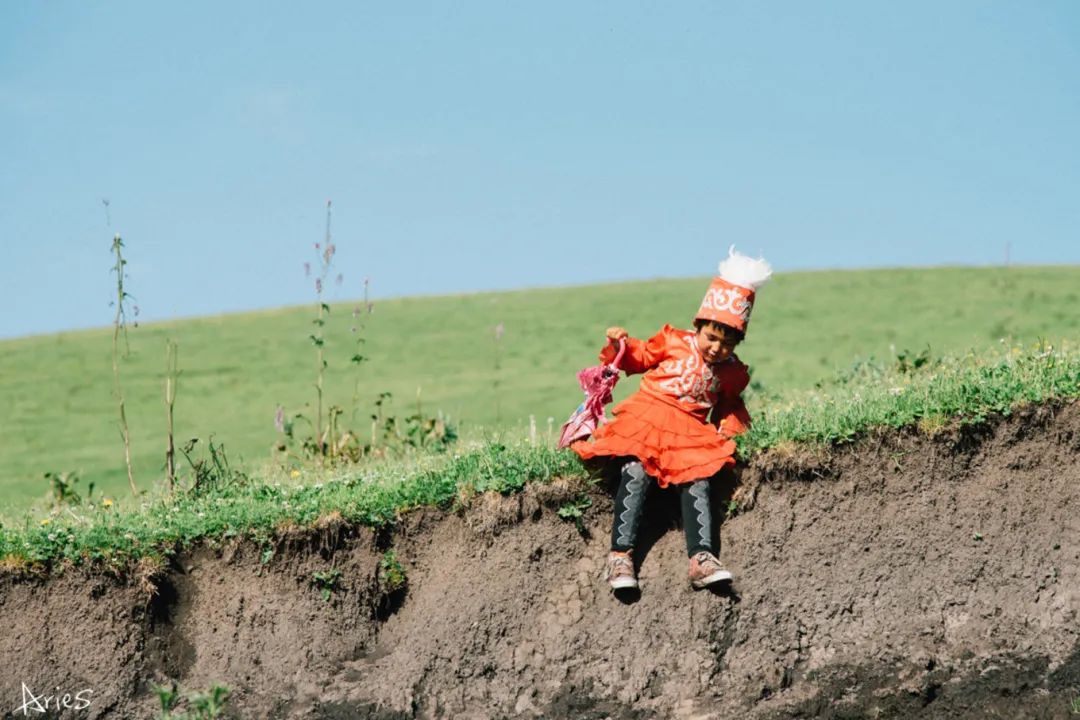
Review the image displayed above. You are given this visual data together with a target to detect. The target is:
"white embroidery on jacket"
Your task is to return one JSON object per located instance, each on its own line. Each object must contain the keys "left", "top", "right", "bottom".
{"left": 656, "top": 332, "right": 719, "bottom": 408}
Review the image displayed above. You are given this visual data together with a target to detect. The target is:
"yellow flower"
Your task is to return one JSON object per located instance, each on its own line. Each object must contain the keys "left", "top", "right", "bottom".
{"left": 102, "top": 498, "right": 114, "bottom": 508}
{"left": 39, "top": 518, "right": 51, "bottom": 526}
{"left": 289, "top": 470, "right": 301, "bottom": 479}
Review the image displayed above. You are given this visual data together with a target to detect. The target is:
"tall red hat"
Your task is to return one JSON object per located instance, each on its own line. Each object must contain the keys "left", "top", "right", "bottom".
{"left": 695, "top": 246, "right": 773, "bottom": 333}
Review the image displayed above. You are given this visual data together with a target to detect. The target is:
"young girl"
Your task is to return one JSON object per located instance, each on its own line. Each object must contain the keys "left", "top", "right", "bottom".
{"left": 571, "top": 248, "right": 772, "bottom": 591}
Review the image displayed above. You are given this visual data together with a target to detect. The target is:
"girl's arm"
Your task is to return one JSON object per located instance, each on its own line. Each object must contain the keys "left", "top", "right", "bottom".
{"left": 598, "top": 325, "right": 671, "bottom": 375}
{"left": 710, "top": 360, "right": 752, "bottom": 438}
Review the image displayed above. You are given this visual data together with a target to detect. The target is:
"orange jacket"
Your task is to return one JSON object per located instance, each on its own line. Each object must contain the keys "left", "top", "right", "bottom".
{"left": 599, "top": 324, "right": 752, "bottom": 437}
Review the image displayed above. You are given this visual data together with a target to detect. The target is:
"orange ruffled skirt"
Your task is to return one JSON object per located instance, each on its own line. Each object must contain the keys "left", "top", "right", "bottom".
{"left": 571, "top": 391, "right": 737, "bottom": 488}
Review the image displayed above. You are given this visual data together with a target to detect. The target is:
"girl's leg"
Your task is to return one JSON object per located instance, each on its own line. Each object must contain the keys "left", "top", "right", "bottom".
{"left": 679, "top": 479, "right": 714, "bottom": 556}
{"left": 611, "top": 460, "right": 651, "bottom": 552}
{"left": 680, "top": 478, "right": 732, "bottom": 587}
{"left": 606, "top": 460, "right": 652, "bottom": 590}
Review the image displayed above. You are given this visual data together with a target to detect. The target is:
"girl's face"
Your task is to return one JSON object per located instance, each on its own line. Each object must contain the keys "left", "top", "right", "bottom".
{"left": 696, "top": 323, "right": 739, "bottom": 364}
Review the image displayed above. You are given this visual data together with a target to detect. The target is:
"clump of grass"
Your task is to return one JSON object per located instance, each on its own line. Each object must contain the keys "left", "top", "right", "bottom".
{"left": 178, "top": 437, "right": 248, "bottom": 497}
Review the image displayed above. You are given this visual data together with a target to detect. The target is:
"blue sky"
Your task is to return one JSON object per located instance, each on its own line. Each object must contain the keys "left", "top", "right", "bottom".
{"left": 2, "top": 1, "right": 1078, "bottom": 339}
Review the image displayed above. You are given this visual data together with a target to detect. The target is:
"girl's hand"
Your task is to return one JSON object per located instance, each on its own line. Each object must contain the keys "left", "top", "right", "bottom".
{"left": 606, "top": 326, "right": 628, "bottom": 344}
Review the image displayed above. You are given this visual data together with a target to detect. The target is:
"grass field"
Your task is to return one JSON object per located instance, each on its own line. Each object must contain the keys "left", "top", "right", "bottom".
{"left": 1, "top": 265, "right": 1078, "bottom": 511}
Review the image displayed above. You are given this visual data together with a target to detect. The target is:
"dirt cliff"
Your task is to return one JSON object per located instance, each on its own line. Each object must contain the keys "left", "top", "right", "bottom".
{"left": 3, "top": 400, "right": 1079, "bottom": 719}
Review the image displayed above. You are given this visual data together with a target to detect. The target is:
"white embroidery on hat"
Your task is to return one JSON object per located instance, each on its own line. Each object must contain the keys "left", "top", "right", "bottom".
{"left": 700, "top": 287, "right": 752, "bottom": 320}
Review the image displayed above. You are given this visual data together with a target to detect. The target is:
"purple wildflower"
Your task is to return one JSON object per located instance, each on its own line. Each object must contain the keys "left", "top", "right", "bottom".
{"left": 303, "top": 262, "right": 311, "bottom": 278}
{"left": 315, "top": 278, "right": 323, "bottom": 294}
{"left": 274, "top": 405, "right": 285, "bottom": 433}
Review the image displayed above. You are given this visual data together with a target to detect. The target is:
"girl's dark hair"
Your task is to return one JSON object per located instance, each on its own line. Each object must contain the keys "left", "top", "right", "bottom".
{"left": 693, "top": 318, "right": 745, "bottom": 343}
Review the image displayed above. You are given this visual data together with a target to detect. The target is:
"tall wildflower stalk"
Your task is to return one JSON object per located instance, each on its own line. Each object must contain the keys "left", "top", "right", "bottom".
{"left": 309, "top": 200, "right": 337, "bottom": 461}
{"left": 164, "top": 339, "right": 179, "bottom": 492}
{"left": 110, "top": 234, "right": 138, "bottom": 494}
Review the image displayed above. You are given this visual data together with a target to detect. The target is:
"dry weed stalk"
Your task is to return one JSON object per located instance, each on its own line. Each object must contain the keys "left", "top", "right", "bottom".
{"left": 165, "top": 339, "right": 179, "bottom": 491}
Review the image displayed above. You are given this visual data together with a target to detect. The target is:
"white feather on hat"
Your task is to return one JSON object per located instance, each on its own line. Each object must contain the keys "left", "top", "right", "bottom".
{"left": 718, "top": 245, "right": 772, "bottom": 291}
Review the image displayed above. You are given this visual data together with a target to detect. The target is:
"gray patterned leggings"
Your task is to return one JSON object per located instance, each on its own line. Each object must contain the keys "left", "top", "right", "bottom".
{"left": 611, "top": 460, "right": 714, "bottom": 557}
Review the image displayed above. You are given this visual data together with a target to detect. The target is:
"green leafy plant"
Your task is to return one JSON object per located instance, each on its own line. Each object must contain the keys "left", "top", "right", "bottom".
{"left": 1069, "top": 695, "right": 1080, "bottom": 716}
{"left": 185, "top": 684, "right": 230, "bottom": 719}
{"left": 278, "top": 396, "right": 456, "bottom": 465}
{"left": 154, "top": 681, "right": 230, "bottom": 720}
{"left": 45, "top": 471, "right": 91, "bottom": 507}
{"left": 311, "top": 568, "right": 342, "bottom": 602}
{"left": 154, "top": 682, "right": 180, "bottom": 717}
{"left": 894, "top": 346, "right": 932, "bottom": 374}
{"left": 557, "top": 496, "right": 592, "bottom": 535}
{"left": 375, "top": 402, "right": 458, "bottom": 454}
{"left": 378, "top": 549, "right": 407, "bottom": 594}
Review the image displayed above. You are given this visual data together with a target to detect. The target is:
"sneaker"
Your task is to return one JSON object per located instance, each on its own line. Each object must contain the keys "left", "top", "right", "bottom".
{"left": 689, "top": 551, "right": 733, "bottom": 589}
{"left": 605, "top": 550, "right": 639, "bottom": 590}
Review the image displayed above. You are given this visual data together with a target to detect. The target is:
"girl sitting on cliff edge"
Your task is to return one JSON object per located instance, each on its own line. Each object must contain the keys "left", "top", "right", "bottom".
{"left": 571, "top": 247, "right": 772, "bottom": 591}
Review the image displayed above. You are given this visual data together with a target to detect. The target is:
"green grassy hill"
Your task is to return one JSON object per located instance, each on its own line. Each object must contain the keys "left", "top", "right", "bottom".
{"left": 2, "top": 266, "right": 1078, "bottom": 510}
